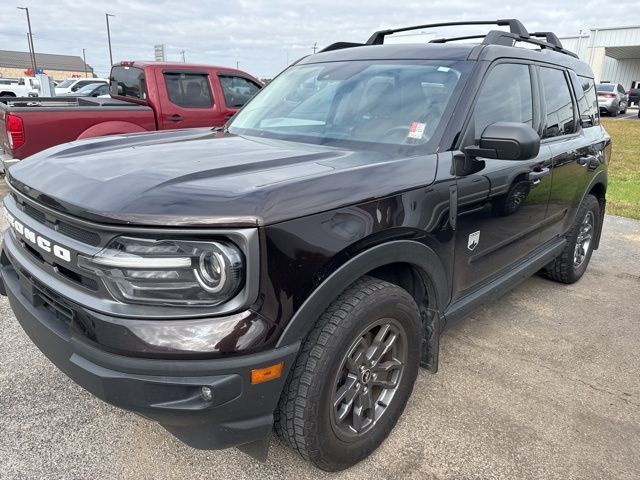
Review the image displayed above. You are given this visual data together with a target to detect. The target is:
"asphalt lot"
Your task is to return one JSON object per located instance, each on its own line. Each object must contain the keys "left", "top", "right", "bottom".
{"left": 0, "top": 183, "right": 639, "bottom": 479}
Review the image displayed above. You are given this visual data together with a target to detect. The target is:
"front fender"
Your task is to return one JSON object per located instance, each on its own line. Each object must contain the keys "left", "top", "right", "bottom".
{"left": 275, "top": 240, "right": 449, "bottom": 348}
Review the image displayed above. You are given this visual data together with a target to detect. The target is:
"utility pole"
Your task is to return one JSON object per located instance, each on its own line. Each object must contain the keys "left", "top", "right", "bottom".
{"left": 105, "top": 13, "right": 115, "bottom": 66}
{"left": 180, "top": 50, "right": 186, "bottom": 62}
{"left": 312, "top": 42, "right": 318, "bottom": 54}
{"left": 17, "top": 7, "right": 37, "bottom": 73}
{"left": 236, "top": 61, "right": 239, "bottom": 69}
{"left": 82, "top": 48, "right": 88, "bottom": 77}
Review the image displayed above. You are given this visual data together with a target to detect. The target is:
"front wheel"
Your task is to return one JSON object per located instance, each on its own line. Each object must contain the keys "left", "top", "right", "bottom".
{"left": 275, "top": 276, "right": 421, "bottom": 471}
{"left": 541, "top": 194, "right": 601, "bottom": 284}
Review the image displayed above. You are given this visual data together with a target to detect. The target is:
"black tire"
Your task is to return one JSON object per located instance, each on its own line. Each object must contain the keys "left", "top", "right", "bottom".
{"left": 275, "top": 276, "right": 421, "bottom": 471}
{"left": 541, "top": 194, "right": 600, "bottom": 284}
{"left": 610, "top": 107, "right": 618, "bottom": 117}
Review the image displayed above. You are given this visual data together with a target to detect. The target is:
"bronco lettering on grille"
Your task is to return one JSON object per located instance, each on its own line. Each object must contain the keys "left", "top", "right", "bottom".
{"left": 3, "top": 206, "right": 71, "bottom": 263}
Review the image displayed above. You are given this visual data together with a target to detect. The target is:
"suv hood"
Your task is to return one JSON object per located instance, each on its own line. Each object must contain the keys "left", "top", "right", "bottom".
{"left": 7, "top": 129, "right": 438, "bottom": 227}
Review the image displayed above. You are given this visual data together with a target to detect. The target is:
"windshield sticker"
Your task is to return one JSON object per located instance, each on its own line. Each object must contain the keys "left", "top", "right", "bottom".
{"left": 408, "top": 122, "right": 426, "bottom": 140}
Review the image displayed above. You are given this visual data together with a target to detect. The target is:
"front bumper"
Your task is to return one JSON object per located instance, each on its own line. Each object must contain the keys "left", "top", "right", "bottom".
{"left": 0, "top": 257, "right": 299, "bottom": 451}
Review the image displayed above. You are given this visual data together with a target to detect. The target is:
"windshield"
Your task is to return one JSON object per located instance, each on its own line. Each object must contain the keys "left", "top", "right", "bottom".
{"left": 57, "top": 79, "right": 75, "bottom": 88}
{"left": 229, "top": 60, "right": 469, "bottom": 149}
{"left": 597, "top": 84, "right": 615, "bottom": 92}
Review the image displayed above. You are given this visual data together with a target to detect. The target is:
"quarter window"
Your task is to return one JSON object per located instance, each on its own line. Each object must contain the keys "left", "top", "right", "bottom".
{"left": 473, "top": 63, "right": 533, "bottom": 140}
{"left": 540, "top": 67, "right": 576, "bottom": 138}
{"left": 163, "top": 73, "right": 213, "bottom": 109}
{"left": 570, "top": 72, "right": 599, "bottom": 127}
{"left": 218, "top": 75, "right": 261, "bottom": 108}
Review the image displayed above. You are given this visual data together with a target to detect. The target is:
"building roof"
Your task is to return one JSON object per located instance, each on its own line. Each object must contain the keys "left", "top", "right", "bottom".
{"left": 0, "top": 50, "right": 93, "bottom": 73}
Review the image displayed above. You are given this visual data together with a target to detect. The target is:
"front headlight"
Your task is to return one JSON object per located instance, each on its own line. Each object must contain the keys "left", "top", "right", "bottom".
{"left": 78, "top": 237, "right": 244, "bottom": 307}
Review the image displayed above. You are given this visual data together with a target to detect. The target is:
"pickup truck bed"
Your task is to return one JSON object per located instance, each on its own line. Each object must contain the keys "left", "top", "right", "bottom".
{"left": 0, "top": 96, "right": 156, "bottom": 165}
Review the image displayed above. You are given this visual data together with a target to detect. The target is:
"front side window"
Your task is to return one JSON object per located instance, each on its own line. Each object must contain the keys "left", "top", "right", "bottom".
{"left": 163, "top": 72, "right": 213, "bottom": 108}
{"left": 540, "top": 67, "right": 576, "bottom": 139}
{"left": 230, "top": 60, "right": 469, "bottom": 150}
{"left": 472, "top": 63, "right": 533, "bottom": 140}
{"left": 110, "top": 66, "right": 147, "bottom": 100}
{"left": 218, "top": 75, "right": 261, "bottom": 108}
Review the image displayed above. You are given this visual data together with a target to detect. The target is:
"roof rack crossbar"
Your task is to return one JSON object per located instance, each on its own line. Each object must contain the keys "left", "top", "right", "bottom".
{"left": 483, "top": 30, "right": 579, "bottom": 58}
{"left": 366, "top": 19, "right": 529, "bottom": 45}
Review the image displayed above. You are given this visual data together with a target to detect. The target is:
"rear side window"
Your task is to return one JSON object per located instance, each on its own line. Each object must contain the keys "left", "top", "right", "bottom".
{"left": 163, "top": 72, "right": 213, "bottom": 109}
{"left": 539, "top": 67, "right": 576, "bottom": 139}
{"left": 473, "top": 63, "right": 533, "bottom": 140}
{"left": 570, "top": 72, "right": 599, "bottom": 127}
{"left": 218, "top": 75, "right": 261, "bottom": 108}
{"left": 110, "top": 66, "right": 147, "bottom": 100}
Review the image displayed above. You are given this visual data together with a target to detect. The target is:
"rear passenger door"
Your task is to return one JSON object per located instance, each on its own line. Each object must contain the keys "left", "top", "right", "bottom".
{"left": 537, "top": 67, "right": 603, "bottom": 243}
{"left": 452, "top": 62, "right": 554, "bottom": 298}
{"left": 158, "top": 70, "right": 224, "bottom": 129}
{"left": 538, "top": 66, "right": 605, "bottom": 239}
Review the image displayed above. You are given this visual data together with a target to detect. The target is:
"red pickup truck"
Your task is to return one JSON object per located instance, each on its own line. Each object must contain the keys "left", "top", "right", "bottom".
{"left": 0, "top": 61, "right": 262, "bottom": 171}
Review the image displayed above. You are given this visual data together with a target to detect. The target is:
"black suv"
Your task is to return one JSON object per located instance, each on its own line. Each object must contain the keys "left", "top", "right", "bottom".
{"left": 0, "top": 20, "right": 609, "bottom": 471}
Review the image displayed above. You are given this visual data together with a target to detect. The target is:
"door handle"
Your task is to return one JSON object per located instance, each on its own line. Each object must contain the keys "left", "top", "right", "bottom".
{"left": 168, "top": 114, "right": 183, "bottom": 122}
{"left": 578, "top": 155, "right": 596, "bottom": 166}
{"left": 528, "top": 167, "right": 550, "bottom": 185}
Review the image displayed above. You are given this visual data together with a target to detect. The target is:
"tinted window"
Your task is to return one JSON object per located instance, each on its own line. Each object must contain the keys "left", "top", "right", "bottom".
{"left": 473, "top": 63, "right": 533, "bottom": 140}
{"left": 540, "top": 67, "right": 576, "bottom": 139}
{"left": 218, "top": 76, "right": 261, "bottom": 108}
{"left": 570, "top": 72, "right": 599, "bottom": 127}
{"left": 163, "top": 72, "right": 213, "bottom": 108}
{"left": 597, "top": 84, "right": 614, "bottom": 92}
{"left": 110, "top": 66, "right": 146, "bottom": 100}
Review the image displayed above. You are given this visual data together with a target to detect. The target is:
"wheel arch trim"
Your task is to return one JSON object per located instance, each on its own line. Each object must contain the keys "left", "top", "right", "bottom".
{"left": 275, "top": 240, "right": 449, "bottom": 348}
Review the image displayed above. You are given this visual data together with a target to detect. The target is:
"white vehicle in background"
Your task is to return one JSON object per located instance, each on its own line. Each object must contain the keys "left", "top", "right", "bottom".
{"left": 0, "top": 77, "right": 39, "bottom": 97}
{"left": 54, "top": 78, "right": 108, "bottom": 95}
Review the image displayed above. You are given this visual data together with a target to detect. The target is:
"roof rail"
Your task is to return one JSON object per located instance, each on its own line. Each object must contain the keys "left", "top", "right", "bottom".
{"left": 366, "top": 19, "right": 529, "bottom": 45}
{"left": 429, "top": 34, "right": 487, "bottom": 44}
{"left": 319, "top": 42, "right": 366, "bottom": 53}
{"left": 483, "top": 30, "right": 579, "bottom": 58}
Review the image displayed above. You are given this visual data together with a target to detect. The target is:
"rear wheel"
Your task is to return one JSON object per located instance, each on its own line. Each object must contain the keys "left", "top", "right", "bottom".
{"left": 275, "top": 276, "right": 421, "bottom": 471}
{"left": 610, "top": 106, "right": 618, "bottom": 117}
{"left": 541, "top": 194, "right": 600, "bottom": 284}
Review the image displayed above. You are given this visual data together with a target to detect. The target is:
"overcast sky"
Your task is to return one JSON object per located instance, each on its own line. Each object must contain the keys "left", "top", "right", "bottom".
{"left": 1, "top": 0, "right": 637, "bottom": 78}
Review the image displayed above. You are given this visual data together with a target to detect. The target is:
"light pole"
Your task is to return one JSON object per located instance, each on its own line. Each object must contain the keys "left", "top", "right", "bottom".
{"left": 105, "top": 13, "right": 115, "bottom": 66}
{"left": 17, "top": 7, "right": 37, "bottom": 73}
{"left": 82, "top": 48, "right": 87, "bottom": 77}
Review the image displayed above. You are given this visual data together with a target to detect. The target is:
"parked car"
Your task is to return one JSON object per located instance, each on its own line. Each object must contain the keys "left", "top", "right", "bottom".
{"left": 54, "top": 78, "right": 108, "bottom": 95}
{"left": 0, "top": 77, "right": 39, "bottom": 97}
{"left": 62, "top": 82, "right": 110, "bottom": 97}
{"left": 0, "top": 19, "right": 609, "bottom": 471}
{"left": 628, "top": 86, "right": 640, "bottom": 106}
{"left": 0, "top": 61, "right": 262, "bottom": 170}
{"left": 597, "top": 83, "right": 628, "bottom": 116}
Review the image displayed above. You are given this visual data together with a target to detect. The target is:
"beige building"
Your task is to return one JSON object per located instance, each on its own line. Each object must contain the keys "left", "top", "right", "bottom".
{"left": 0, "top": 50, "right": 95, "bottom": 82}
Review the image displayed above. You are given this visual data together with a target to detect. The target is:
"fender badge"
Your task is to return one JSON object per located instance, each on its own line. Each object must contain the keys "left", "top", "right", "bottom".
{"left": 468, "top": 231, "right": 480, "bottom": 251}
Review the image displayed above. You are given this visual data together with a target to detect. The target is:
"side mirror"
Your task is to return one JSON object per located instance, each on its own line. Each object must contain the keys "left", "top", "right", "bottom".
{"left": 464, "top": 122, "right": 540, "bottom": 161}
